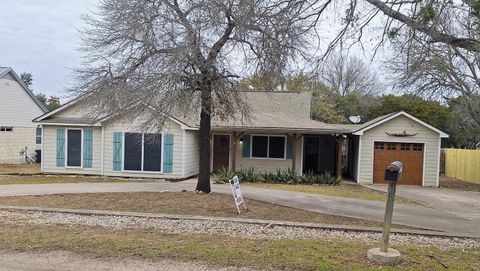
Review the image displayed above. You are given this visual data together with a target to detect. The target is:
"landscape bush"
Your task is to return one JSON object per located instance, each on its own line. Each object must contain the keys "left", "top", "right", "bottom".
{"left": 216, "top": 167, "right": 341, "bottom": 185}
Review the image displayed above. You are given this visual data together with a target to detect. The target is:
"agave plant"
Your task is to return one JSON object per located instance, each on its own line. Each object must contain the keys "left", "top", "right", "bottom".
{"left": 214, "top": 167, "right": 235, "bottom": 183}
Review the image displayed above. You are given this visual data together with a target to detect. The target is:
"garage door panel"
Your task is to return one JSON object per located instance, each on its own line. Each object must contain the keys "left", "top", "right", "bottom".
{"left": 373, "top": 142, "right": 423, "bottom": 185}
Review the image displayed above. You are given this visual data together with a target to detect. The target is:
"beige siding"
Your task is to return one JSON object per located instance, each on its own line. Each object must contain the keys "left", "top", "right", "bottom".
{"left": 103, "top": 115, "right": 183, "bottom": 179}
{"left": 42, "top": 126, "right": 102, "bottom": 175}
{"left": 183, "top": 130, "right": 199, "bottom": 178}
{"left": 0, "top": 127, "right": 38, "bottom": 163}
{"left": 234, "top": 134, "right": 302, "bottom": 173}
{"left": 358, "top": 115, "right": 441, "bottom": 186}
{"left": 0, "top": 78, "right": 44, "bottom": 127}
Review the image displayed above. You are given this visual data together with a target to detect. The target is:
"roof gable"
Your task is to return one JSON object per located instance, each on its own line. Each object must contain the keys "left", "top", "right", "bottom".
{"left": 352, "top": 111, "right": 449, "bottom": 138}
{"left": 0, "top": 67, "right": 48, "bottom": 113}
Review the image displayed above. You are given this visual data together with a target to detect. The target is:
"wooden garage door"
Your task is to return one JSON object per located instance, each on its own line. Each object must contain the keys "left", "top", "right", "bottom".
{"left": 373, "top": 142, "right": 424, "bottom": 185}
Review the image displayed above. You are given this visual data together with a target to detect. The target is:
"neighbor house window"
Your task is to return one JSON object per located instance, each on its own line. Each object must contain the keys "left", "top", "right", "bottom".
{"left": 124, "top": 133, "right": 162, "bottom": 172}
{"left": 36, "top": 127, "right": 42, "bottom": 144}
{"left": 67, "top": 129, "right": 82, "bottom": 167}
{"left": 251, "top": 135, "right": 286, "bottom": 159}
{"left": 0, "top": 127, "right": 13, "bottom": 132}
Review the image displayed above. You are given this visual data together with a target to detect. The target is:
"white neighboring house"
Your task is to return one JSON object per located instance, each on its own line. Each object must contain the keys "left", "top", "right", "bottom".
{"left": 0, "top": 67, "right": 48, "bottom": 164}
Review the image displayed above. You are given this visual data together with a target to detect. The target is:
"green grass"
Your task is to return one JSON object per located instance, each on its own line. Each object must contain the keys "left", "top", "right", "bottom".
{"left": 245, "top": 183, "right": 420, "bottom": 206}
{"left": 0, "top": 222, "right": 477, "bottom": 270}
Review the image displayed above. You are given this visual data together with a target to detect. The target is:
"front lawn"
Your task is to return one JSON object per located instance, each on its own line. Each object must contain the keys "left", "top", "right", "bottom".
{"left": 0, "top": 163, "right": 40, "bottom": 174}
{"left": 0, "top": 222, "right": 476, "bottom": 271}
{"left": 245, "top": 183, "right": 420, "bottom": 206}
{"left": 0, "top": 192, "right": 394, "bottom": 228}
{"left": 0, "top": 175, "right": 151, "bottom": 185}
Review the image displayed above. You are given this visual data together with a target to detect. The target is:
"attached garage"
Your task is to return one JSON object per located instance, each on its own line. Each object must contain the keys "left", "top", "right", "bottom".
{"left": 353, "top": 112, "right": 449, "bottom": 186}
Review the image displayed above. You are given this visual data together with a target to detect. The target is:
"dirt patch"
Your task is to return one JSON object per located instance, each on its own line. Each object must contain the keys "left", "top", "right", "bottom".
{"left": 0, "top": 163, "right": 40, "bottom": 174}
{"left": 0, "top": 175, "right": 157, "bottom": 185}
{"left": 440, "top": 176, "right": 480, "bottom": 192}
{"left": 0, "top": 250, "right": 250, "bottom": 271}
{"left": 0, "top": 192, "right": 398, "bottom": 228}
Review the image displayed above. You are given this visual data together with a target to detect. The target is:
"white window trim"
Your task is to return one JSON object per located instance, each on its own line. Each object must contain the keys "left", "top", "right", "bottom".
{"left": 121, "top": 132, "right": 164, "bottom": 173}
{"left": 250, "top": 134, "right": 287, "bottom": 160}
{"left": 65, "top": 128, "right": 83, "bottom": 168}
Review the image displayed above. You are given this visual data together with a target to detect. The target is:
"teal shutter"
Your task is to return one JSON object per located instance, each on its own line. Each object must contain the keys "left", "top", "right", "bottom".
{"left": 56, "top": 128, "right": 65, "bottom": 167}
{"left": 286, "top": 137, "right": 293, "bottom": 159}
{"left": 83, "top": 130, "right": 93, "bottom": 168}
{"left": 242, "top": 135, "right": 251, "bottom": 158}
{"left": 163, "top": 134, "right": 174, "bottom": 173}
{"left": 113, "top": 132, "right": 122, "bottom": 171}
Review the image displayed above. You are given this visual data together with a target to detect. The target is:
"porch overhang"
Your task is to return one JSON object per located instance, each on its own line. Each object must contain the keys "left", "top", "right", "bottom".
{"left": 211, "top": 126, "right": 354, "bottom": 135}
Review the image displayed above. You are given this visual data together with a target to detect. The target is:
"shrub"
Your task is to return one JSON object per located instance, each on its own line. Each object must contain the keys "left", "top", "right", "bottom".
{"left": 278, "top": 168, "right": 300, "bottom": 184}
{"left": 214, "top": 167, "right": 235, "bottom": 183}
{"left": 259, "top": 171, "right": 276, "bottom": 183}
{"left": 236, "top": 168, "right": 258, "bottom": 182}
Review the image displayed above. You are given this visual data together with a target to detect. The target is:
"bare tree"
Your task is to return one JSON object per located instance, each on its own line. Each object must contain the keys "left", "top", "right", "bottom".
{"left": 321, "top": 55, "right": 383, "bottom": 96}
{"left": 296, "top": 0, "right": 480, "bottom": 126}
{"left": 73, "top": 0, "right": 312, "bottom": 193}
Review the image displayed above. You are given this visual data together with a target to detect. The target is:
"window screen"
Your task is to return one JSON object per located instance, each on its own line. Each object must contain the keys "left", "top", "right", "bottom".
{"left": 269, "top": 136, "right": 285, "bottom": 158}
{"left": 124, "top": 133, "right": 142, "bottom": 171}
{"left": 67, "top": 130, "right": 82, "bottom": 167}
{"left": 251, "top": 136, "right": 268, "bottom": 158}
{"left": 143, "top": 134, "right": 162, "bottom": 172}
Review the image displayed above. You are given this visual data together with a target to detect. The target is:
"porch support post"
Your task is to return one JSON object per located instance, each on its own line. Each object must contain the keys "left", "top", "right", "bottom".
{"left": 335, "top": 135, "right": 343, "bottom": 179}
{"left": 231, "top": 132, "right": 237, "bottom": 172}
{"left": 292, "top": 134, "right": 297, "bottom": 172}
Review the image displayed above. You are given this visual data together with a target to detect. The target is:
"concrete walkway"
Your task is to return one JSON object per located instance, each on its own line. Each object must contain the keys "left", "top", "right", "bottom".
{"left": 0, "top": 182, "right": 478, "bottom": 237}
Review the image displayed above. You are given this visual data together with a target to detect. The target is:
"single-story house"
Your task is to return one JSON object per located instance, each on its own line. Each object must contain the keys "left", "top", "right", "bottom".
{"left": 0, "top": 67, "right": 47, "bottom": 163}
{"left": 33, "top": 91, "right": 448, "bottom": 186}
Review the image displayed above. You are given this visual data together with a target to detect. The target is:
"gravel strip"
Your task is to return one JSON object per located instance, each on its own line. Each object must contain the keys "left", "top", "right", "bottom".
{"left": 1, "top": 210, "right": 478, "bottom": 250}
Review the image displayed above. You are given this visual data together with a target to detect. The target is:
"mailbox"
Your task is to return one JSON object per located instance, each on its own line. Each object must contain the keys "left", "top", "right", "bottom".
{"left": 384, "top": 161, "right": 403, "bottom": 183}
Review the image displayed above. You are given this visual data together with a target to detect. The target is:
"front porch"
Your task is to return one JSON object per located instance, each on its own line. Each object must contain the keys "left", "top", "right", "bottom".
{"left": 211, "top": 131, "right": 357, "bottom": 179}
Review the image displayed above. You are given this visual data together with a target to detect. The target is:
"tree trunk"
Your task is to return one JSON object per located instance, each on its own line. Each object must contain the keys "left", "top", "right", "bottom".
{"left": 196, "top": 85, "right": 212, "bottom": 193}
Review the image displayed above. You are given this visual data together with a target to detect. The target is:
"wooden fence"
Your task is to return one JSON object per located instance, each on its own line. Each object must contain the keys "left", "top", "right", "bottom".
{"left": 444, "top": 148, "right": 480, "bottom": 184}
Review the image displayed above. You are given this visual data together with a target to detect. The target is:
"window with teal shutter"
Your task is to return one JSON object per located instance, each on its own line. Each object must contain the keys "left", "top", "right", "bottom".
{"left": 163, "top": 134, "right": 174, "bottom": 173}
{"left": 286, "top": 137, "right": 293, "bottom": 159}
{"left": 83, "top": 130, "right": 93, "bottom": 168}
{"left": 56, "top": 128, "right": 65, "bottom": 167}
{"left": 242, "top": 135, "right": 250, "bottom": 157}
{"left": 113, "top": 132, "right": 122, "bottom": 171}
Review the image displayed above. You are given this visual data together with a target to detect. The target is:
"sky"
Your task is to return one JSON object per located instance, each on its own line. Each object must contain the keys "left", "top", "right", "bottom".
{"left": 0, "top": 1, "right": 392, "bottom": 101}
{"left": 0, "top": 0, "right": 97, "bottom": 99}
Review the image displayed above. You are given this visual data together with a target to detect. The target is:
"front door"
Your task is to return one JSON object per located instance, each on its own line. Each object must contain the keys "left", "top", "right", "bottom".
{"left": 213, "top": 134, "right": 230, "bottom": 172}
{"left": 303, "top": 136, "right": 337, "bottom": 174}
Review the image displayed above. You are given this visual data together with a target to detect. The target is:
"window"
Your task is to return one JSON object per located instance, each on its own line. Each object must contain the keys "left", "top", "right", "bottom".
{"left": 412, "top": 143, "right": 423, "bottom": 152}
{"left": 36, "top": 127, "right": 42, "bottom": 144}
{"left": 0, "top": 127, "right": 13, "bottom": 132}
{"left": 124, "top": 133, "right": 162, "bottom": 172}
{"left": 67, "top": 130, "right": 82, "bottom": 167}
{"left": 143, "top": 134, "right": 162, "bottom": 171}
{"left": 387, "top": 143, "right": 397, "bottom": 150}
{"left": 374, "top": 142, "right": 384, "bottom": 150}
{"left": 401, "top": 143, "right": 410, "bottom": 151}
{"left": 251, "top": 135, "right": 286, "bottom": 159}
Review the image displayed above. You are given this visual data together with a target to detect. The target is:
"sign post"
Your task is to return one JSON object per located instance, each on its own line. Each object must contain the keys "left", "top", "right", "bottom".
{"left": 367, "top": 161, "right": 403, "bottom": 265}
{"left": 229, "top": 176, "right": 247, "bottom": 214}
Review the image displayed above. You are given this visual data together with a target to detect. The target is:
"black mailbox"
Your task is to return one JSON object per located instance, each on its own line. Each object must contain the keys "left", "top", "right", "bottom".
{"left": 384, "top": 161, "right": 403, "bottom": 183}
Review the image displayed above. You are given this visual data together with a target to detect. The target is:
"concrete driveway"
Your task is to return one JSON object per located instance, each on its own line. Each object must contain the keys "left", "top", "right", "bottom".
{"left": 0, "top": 181, "right": 478, "bottom": 237}
{"left": 364, "top": 184, "right": 480, "bottom": 225}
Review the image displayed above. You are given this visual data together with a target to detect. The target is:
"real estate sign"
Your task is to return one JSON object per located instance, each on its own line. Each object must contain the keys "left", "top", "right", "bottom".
{"left": 229, "top": 176, "right": 248, "bottom": 214}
